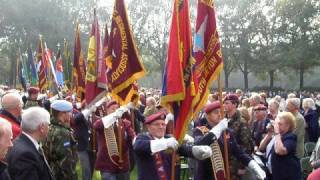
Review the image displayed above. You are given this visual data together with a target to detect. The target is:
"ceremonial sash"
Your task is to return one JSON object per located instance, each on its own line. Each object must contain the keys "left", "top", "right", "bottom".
{"left": 104, "top": 124, "right": 120, "bottom": 167}
{"left": 210, "top": 140, "right": 227, "bottom": 180}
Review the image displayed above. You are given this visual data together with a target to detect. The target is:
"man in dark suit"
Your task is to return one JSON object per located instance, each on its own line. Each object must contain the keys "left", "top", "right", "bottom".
{"left": 6, "top": 107, "right": 54, "bottom": 180}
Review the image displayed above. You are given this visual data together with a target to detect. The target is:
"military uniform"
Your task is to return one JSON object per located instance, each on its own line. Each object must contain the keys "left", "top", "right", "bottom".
{"left": 193, "top": 125, "right": 252, "bottom": 180}
{"left": 23, "top": 99, "right": 42, "bottom": 108}
{"left": 43, "top": 118, "right": 78, "bottom": 180}
{"left": 43, "top": 100, "right": 78, "bottom": 180}
{"left": 228, "top": 110, "right": 254, "bottom": 179}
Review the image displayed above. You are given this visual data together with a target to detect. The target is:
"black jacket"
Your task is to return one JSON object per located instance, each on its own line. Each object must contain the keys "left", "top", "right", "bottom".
{"left": 6, "top": 134, "right": 55, "bottom": 180}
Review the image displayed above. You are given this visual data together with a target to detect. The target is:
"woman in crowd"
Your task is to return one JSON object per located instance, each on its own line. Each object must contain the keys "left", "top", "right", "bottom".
{"left": 271, "top": 112, "right": 302, "bottom": 180}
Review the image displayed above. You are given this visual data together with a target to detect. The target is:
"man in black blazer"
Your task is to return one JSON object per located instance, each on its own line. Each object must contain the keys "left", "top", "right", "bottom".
{"left": 6, "top": 107, "right": 55, "bottom": 180}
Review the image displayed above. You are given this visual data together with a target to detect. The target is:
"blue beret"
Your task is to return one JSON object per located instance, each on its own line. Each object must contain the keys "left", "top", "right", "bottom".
{"left": 51, "top": 100, "right": 73, "bottom": 112}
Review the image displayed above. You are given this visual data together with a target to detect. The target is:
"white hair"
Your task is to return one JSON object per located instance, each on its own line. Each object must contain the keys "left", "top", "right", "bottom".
{"left": 269, "top": 99, "right": 280, "bottom": 109}
{"left": 286, "top": 98, "right": 300, "bottom": 109}
{"left": 1, "top": 93, "right": 23, "bottom": 110}
{"left": 0, "top": 118, "right": 12, "bottom": 137}
{"left": 302, "top": 98, "right": 316, "bottom": 110}
{"left": 250, "top": 93, "right": 261, "bottom": 104}
{"left": 287, "top": 93, "right": 296, "bottom": 99}
{"left": 21, "top": 107, "right": 50, "bottom": 133}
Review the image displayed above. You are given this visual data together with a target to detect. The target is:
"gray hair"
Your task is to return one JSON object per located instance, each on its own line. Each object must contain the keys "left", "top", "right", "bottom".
{"left": 302, "top": 98, "right": 316, "bottom": 110}
{"left": 250, "top": 93, "right": 261, "bottom": 104}
{"left": 1, "top": 93, "right": 23, "bottom": 110}
{"left": 0, "top": 117, "right": 12, "bottom": 137}
{"left": 286, "top": 98, "right": 300, "bottom": 109}
{"left": 287, "top": 93, "right": 296, "bottom": 99}
{"left": 269, "top": 99, "right": 280, "bottom": 109}
{"left": 21, "top": 107, "right": 50, "bottom": 133}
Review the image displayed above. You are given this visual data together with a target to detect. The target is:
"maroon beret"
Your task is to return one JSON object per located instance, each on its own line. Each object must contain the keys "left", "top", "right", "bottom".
{"left": 223, "top": 94, "right": 239, "bottom": 103}
{"left": 106, "top": 100, "right": 118, "bottom": 109}
{"left": 204, "top": 101, "right": 221, "bottom": 113}
{"left": 28, "top": 87, "right": 39, "bottom": 94}
{"left": 145, "top": 111, "right": 166, "bottom": 124}
{"left": 254, "top": 104, "right": 267, "bottom": 111}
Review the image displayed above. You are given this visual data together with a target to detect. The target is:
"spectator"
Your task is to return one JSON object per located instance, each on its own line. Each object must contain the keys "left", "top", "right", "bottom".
{"left": 268, "top": 99, "right": 280, "bottom": 120}
{"left": 286, "top": 98, "right": 305, "bottom": 159}
{"left": 302, "top": 98, "right": 319, "bottom": 142}
{"left": 6, "top": 107, "right": 54, "bottom": 180}
{"left": 143, "top": 97, "right": 157, "bottom": 117}
{"left": 271, "top": 112, "right": 302, "bottom": 180}
{"left": 0, "top": 93, "right": 23, "bottom": 139}
{"left": 0, "top": 118, "right": 13, "bottom": 179}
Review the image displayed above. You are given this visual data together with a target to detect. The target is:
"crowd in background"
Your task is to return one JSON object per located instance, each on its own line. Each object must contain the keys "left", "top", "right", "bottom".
{"left": 1, "top": 85, "right": 320, "bottom": 180}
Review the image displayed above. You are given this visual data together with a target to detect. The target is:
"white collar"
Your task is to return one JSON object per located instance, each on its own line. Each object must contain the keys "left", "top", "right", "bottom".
{"left": 22, "top": 132, "right": 40, "bottom": 150}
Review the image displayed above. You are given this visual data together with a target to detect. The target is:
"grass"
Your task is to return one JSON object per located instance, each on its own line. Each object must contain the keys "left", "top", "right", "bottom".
{"left": 76, "top": 161, "right": 138, "bottom": 180}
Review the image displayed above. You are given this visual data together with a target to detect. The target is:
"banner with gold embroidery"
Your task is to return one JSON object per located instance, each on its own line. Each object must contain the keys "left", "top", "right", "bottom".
{"left": 193, "top": 0, "right": 223, "bottom": 115}
{"left": 85, "top": 10, "right": 106, "bottom": 105}
{"left": 73, "top": 24, "right": 86, "bottom": 102}
{"left": 106, "top": 0, "right": 146, "bottom": 105}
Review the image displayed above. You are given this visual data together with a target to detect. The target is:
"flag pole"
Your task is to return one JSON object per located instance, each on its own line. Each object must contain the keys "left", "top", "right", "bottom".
{"left": 218, "top": 74, "right": 230, "bottom": 180}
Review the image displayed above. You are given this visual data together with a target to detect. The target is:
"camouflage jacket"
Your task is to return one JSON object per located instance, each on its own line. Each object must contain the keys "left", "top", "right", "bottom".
{"left": 43, "top": 118, "right": 78, "bottom": 180}
{"left": 227, "top": 110, "right": 254, "bottom": 179}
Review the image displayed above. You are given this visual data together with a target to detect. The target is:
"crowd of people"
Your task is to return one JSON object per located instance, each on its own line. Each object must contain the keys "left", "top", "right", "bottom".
{"left": 0, "top": 85, "right": 320, "bottom": 180}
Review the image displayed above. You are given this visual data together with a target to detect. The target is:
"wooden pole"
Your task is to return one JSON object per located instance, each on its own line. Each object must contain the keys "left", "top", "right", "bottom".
{"left": 218, "top": 74, "right": 230, "bottom": 180}
{"left": 117, "top": 119, "right": 124, "bottom": 168}
{"left": 171, "top": 127, "right": 176, "bottom": 180}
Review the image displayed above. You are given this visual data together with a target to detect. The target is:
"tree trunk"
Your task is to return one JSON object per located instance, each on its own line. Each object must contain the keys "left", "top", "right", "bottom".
{"left": 269, "top": 70, "right": 274, "bottom": 89}
{"left": 224, "top": 70, "right": 229, "bottom": 89}
{"left": 299, "top": 65, "right": 304, "bottom": 90}
{"left": 243, "top": 59, "right": 249, "bottom": 91}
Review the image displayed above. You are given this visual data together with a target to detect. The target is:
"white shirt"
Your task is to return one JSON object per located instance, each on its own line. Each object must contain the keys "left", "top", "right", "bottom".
{"left": 22, "top": 132, "right": 40, "bottom": 150}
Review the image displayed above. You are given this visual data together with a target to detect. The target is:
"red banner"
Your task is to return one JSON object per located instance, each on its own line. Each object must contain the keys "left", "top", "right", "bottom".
{"left": 106, "top": 0, "right": 145, "bottom": 105}
{"left": 193, "top": 0, "right": 223, "bottom": 115}
{"left": 37, "top": 36, "right": 47, "bottom": 93}
{"left": 73, "top": 24, "right": 86, "bottom": 102}
{"left": 85, "top": 11, "right": 106, "bottom": 105}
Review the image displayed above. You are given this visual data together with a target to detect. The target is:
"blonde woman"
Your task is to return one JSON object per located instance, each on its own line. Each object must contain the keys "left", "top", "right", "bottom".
{"left": 271, "top": 112, "right": 302, "bottom": 180}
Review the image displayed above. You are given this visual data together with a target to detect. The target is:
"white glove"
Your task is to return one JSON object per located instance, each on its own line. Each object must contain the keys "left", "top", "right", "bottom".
{"left": 192, "top": 145, "right": 212, "bottom": 160}
{"left": 209, "top": 118, "right": 229, "bottom": 139}
{"left": 89, "top": 105, "right": 97, "bottom": 113}
{"left": 248, "top": 160, "right": 266, "bottom": 180}
{"left": 183, "top": 134, "right": 194, "bottom": 144}
{"left": 48, "top": 94, "right": 59, "bottom": 102}
{"left": 102, "top": 113, "right": 118, "bottom": 128}
{"left": 37, "top": 94, "right": 47, "bottom": 100}
{"left": 126, "top": 102, "right": 134, "bottom": 110}
{"left": 76, "top": 102, "right": 82, "bottom": 109}
{"left": 166, "top": 137, "right": 179, "bottom": 150}
{"left": 165, "top": 113, "right": 174, "bottom": 125}
{"left": 95, "top": 97, "right": 107, "bottom": 107}
{"left": 150, "top": 137, "right": 179, "bottom": 154}
{"left": 81, "top": 109, "right": 91, "bottom": 119}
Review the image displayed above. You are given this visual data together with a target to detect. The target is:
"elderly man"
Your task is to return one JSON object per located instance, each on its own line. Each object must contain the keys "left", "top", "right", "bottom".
{"left": 252, "top": 104, "right": 270, "bottom": 148}
{"left": 0, "top": 93, "right": 23, "bottom": 139}
{"left": 133, "top": 111, "right": 212, "bottom": 180}
{"left": 286, "top": 98, "right": 305, "bottom": 159}
{"left": 0, "top": 118, "right": 13, "bottom": 179}
{"left": 193, "top": 101, "right": 265, "bottom": 180}
{"left": 6, "top": 107, "right": 54, "bottom": 180}
{"left": 43, "top": 100, "right": 77, "bottom": 180}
